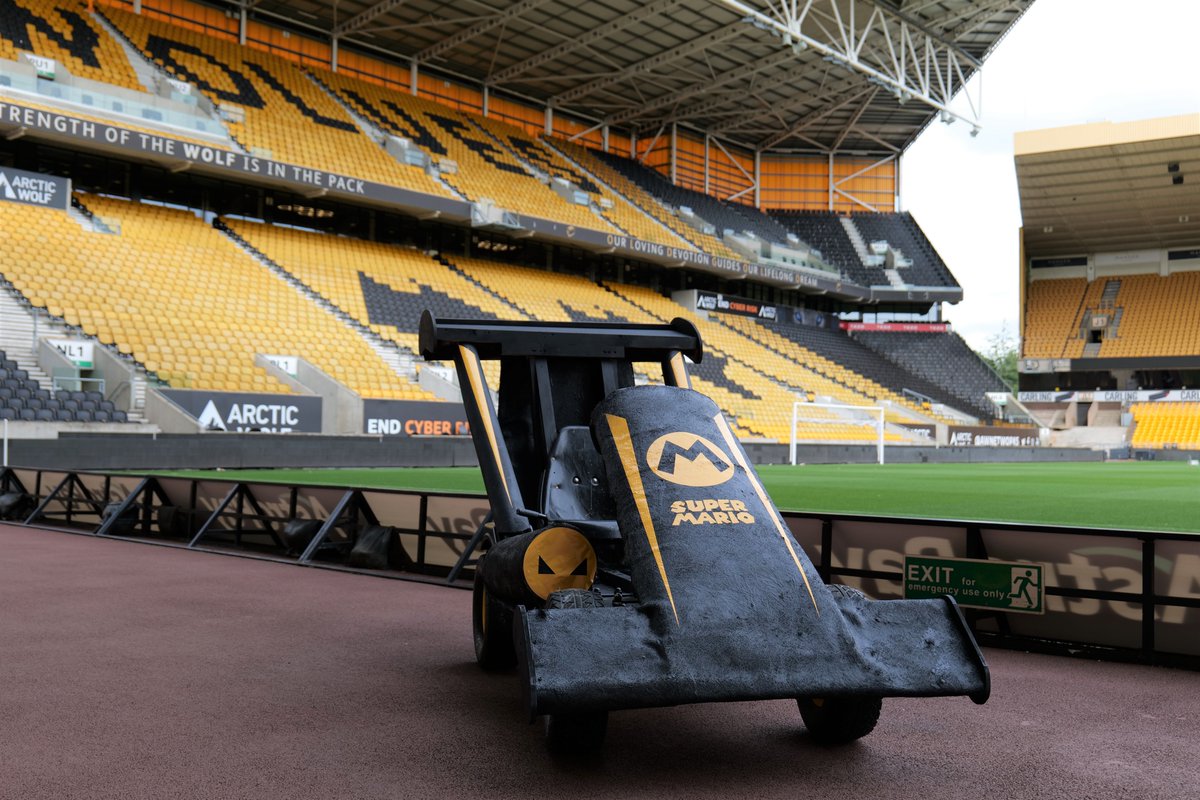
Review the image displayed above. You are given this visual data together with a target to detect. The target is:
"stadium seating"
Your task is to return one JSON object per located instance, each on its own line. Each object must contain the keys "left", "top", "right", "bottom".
{"left": 1130, "top": 403, "right": 1200, "bottom": 450}
{"left": 100, "top": 6, "right": 449, "bottom": 197}
{"left": 714, "top": 314, "right": 956, "bottom": 425}
{"left": 1022, "top": 277, "right": 1124, "bottom": 359}
{"left": 469, "top": 114, "right": 696, "bottom": 248}
{"left": 1088, "top": 273, "right": 1200, "bottom": 358}
{"left": 223, "top": 217, "right": 522, "bottom": 352}
{"left": 0, "top": 193, "right": 432, "bottom": 399}
{"left": 313, "top": 68, "right": 612, "bottom": 231}
{"left": 850, "top": 212, "right": 958, "bottom": 288}
{"left": 589, "top": 148, "right": 792, "bottom": 244}
{"left": 545, "top": 140, "right": 743, "bottom": 260}
{"left": 0, "top": 346, "right": 126, "bottom": 422}
{"left": 851, "top": 330, "right": 1008, "bottom": 419}
{"left": 0, "top": 0, "right": 143, "bottom": 91}
{"left": 771, "top": 210, "right": 877, "bottom": 285}
{"left": 606, "top": 283, "right": 918, "bottom": 441}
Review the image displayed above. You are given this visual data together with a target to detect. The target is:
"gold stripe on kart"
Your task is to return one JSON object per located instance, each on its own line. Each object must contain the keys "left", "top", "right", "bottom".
{"left": 459, "top": 344, "right": 511, "bottom": 504}
{"left": 606, "top": 413, "right": 680, "bottom": 625}
{"left": 714, "top": 412, "right": 820, "bottom": 615}
{"left": 668, "top": 352, "right": 690, "bottom": 389}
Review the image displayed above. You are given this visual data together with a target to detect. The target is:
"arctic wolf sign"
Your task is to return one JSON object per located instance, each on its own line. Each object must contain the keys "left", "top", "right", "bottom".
{"left": 0, "top": 166, "right": 69, "bottom": 210}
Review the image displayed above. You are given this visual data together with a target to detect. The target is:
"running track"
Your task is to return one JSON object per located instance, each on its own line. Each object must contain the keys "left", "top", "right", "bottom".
{"left": 2, "top": 524, "right": 1197, "bottom": 799}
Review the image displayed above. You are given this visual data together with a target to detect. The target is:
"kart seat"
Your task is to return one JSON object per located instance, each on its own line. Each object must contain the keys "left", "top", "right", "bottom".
{"left": 540, "top": 425, "right": 620, "bottom": 541}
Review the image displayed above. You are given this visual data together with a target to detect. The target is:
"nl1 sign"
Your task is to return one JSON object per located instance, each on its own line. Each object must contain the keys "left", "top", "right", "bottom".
{"left": 904, "top": 555, "right": 1046, "bottom": 614}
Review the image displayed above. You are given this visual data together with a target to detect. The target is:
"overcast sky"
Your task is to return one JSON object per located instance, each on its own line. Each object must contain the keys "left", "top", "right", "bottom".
{"left": 901, "top": 0, "right": 1200, "bottom": 352}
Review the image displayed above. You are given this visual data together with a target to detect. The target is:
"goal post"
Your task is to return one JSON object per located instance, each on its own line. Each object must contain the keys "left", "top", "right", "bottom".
{"left": 791, "top": 401, "right": 885, "bottom": 465}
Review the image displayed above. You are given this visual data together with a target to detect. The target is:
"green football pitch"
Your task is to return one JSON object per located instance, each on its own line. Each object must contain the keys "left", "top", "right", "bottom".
{"left": 149, "top": 461, "right": 1200, "bottom": 533}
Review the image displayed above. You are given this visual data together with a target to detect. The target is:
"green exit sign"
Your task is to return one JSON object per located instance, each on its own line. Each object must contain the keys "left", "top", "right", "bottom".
{"left": 904, "top": 556, "right": 1046, "bottom": 615}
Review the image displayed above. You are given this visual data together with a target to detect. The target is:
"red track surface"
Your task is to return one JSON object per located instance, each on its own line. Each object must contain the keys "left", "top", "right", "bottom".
{"left": 2, "top": 524, "right": 1198, "bottom": 800}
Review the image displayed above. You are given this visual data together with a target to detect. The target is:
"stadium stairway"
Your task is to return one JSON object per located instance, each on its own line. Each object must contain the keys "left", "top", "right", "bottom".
{"left": 540, "top": 138, "right": 699, "bottom": 251}
{"left": 305, "top": 71, "right": 467, "bottom": 201}
{"left": 88, "top": 4, "right": 180, "bottom": 96}
{"left": 215, "top": 220, "right": 427, "bottom": 389}
{"left": 0, "top": 279, "right": 150, "bottom": 424}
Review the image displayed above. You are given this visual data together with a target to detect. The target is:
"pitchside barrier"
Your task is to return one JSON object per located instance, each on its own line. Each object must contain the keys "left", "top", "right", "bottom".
{"left": 1, "top": 467, "right": 1197, "bottom": 669}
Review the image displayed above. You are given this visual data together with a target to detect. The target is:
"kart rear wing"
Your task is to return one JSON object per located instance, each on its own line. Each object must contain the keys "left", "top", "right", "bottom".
{"left": 418, "top": 311, "right": 703, "bottom": 537}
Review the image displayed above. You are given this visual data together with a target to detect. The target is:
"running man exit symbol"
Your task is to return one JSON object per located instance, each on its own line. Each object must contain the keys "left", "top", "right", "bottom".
{"left": 1009, "top": 568, "right": 1039, "bottom": 610}
{"left": 904, "top": 556, "right": 1045, "bottom": 615}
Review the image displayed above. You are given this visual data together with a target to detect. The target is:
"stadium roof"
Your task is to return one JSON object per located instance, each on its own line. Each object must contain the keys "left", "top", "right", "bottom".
{"left": 229, "top": 0, "right": 1033, "bottom": 154}
{"left": 1016, "top": 114, "right": 1200, "bottom": 257}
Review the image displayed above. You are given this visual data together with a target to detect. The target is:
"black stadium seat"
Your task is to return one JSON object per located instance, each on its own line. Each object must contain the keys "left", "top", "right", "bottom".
{"left": 92, "top": 410, "right": 111, "bottom": 423}
{"left": 0, "top": 408, "right": 14, "bottom": 421}
{"left": 54, "top": 409, "right": 72, "bottom": 422}
{"left": 34, "top": 409, "right": 54, "bottom": 422}
{"left": 18, "top": 408, "right": 35, "bottom": 421}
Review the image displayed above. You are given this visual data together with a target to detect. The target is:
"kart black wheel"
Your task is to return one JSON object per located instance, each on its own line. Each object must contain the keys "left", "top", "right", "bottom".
{"left": 544, "top": 710, "right": 608, "bottom": 755}
{"left": 827, "top": 583, "right": 869, "bottom": 602}
{"left": 472, "top": 560, "right": 516, "bottom": 671}
{"left": 543, "top": 588, "right": 607, "bottom": 753}
{"left": 546, "top": 588, "right": 604, "bottom": 609}
{"left": 797, "top": 695, "right": 882, "bottom": 745}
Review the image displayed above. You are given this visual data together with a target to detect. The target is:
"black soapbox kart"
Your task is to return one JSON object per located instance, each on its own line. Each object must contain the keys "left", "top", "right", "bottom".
{"left": 419, "top": 312, "right": 988, "bottom": 754}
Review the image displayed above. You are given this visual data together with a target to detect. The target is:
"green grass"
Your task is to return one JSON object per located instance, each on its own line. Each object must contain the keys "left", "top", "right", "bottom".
{"left": 145, "top": 461, "right": 1200, "bottom": 533}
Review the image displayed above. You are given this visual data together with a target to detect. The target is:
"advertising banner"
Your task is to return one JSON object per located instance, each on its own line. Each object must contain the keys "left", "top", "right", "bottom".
{"left": 161, "top": 389, "right": 322, "bottom": 433}
{"left": 362, "top": 399, "right": 469, "bottom": 436}
{"left": 947, "top": 426, "right": 1040, "bottom": 447}
{"left": 1018, "top": 389, "right": 1200, "bottom": 404}
{"left": 695, "top": 291, "right": 778, "bottom": 320}
{"left": 0, "top": 165, "right": 70, "bottom": 210}
{"left": 839, "top": 322, "right": 950, "bottom": 333}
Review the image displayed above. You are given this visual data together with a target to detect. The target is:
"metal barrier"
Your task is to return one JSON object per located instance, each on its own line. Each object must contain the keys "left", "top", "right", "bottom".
{"left": 1, "top": 466, "right": 1197, "bottom": 669}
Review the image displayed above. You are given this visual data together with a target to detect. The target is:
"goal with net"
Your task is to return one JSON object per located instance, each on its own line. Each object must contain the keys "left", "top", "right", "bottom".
{"left": 790, "top": 401, "right": 885, "bottom": 465}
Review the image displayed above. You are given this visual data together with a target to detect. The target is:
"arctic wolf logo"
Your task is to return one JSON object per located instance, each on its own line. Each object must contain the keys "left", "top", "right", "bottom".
{"left": 646, "top": 432, "right": 734, "bottom": 487}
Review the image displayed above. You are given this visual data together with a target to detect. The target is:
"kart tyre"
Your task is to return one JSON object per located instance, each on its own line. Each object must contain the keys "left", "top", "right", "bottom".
{"left": 472, "top": 559, "right": 516, "bottom": 671}
{"left": 543, "top": 588, "right": 607, "bottom": 754}
{"left": 827, "top": 583, "right": 869, "bottom": 602}
{"left": 798, "top": 584, "right": 881, "bottom": 744}
{"left": 546, "top": 588, "right": 604, "bottom": 609}
{"left": 544, "top": 711, "right": 608, "bottom": 756}
{"left": 797, "top": 695, "right": 882, "bottom": 745}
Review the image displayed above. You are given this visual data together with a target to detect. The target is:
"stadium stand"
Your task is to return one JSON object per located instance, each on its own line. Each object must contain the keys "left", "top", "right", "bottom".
{"left": 100, "top": 6, "right": 450, "bottom": 197}
{"left": 712, "top": 314, "right": 956, "bottom": 424}
{"left": 0, "top": 3, "right": 1004, "bottom": 443}
{"left": 0, "top": 0, "right": 143, "bottom": 91}
{"left": 0, "top": 346, "right": 125, "bottom": 422}
{"left": 222, "top": 218, "right": 520, "bottom": 352}
{"left": 468, "top": 114, "right": 696, "bottom": 248}
{"left": 850, "top": 330, "right": 1007, "bottom": 419}
{"left": 771, "top": 210, "right": 877, "bottom": 285}
{"left": 313, "top": 68, "right": 612, "bottom": 230}
{"left": 1022, "top": 278, "right": 1113, "bottom": 359}
{"left": 851, "top": 212, "right": 958, "bottom": 288}
{"left": 0, "top": 192, "right": 432, "bottom": 399}
{"left": 607, "top": 283, "right": 921, "bottom": 441}
{"left": 1087, "top": 273, "right": 1200, "bottom": 358}
{"left": 543, "top": 141, "right": 742, "bottom": 260}
{"left": 1130, "top": 402, "right": 1200, "bottom": 450}
{"left": 1022, "top": 278, "right": 1089, "bottom": 359}
{"left": 590, "top": 148, "right": 792, "bottom": 245}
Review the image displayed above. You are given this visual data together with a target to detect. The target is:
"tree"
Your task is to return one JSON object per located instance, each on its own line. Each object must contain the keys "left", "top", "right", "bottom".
{"left": 982, "top": 323, "right": 1018, "bottom": 391}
